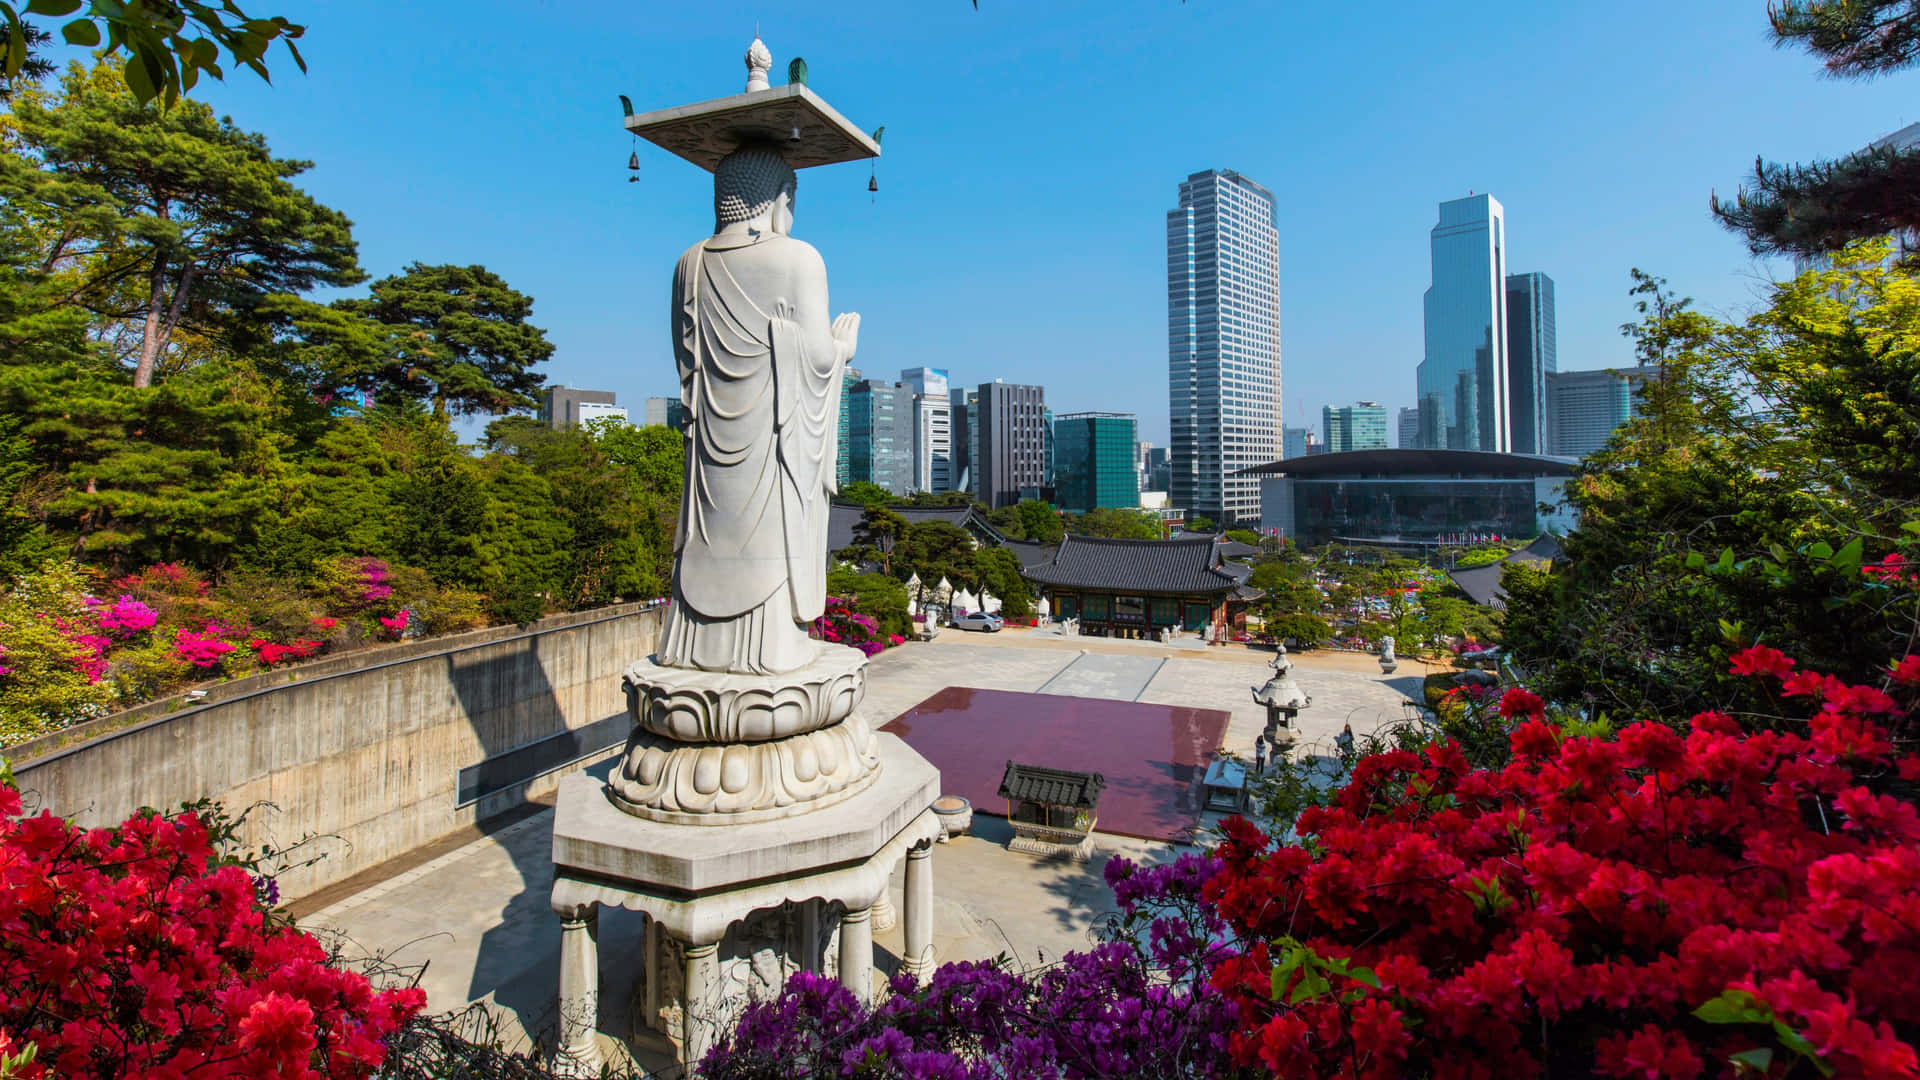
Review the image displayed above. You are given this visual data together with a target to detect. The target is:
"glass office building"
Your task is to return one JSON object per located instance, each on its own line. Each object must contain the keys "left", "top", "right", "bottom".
{"left": 1167, "top": 169, "right": 1283, "bottom": 526}
{"left": 1505, "top": 272, "right": 1557, "bottom": 456}
{"left": 1548, "top": 366, "right": 1653, "bottom": 459}
{"left": 847, "top": 378, "right": 914, "bottom": 493}
{"left": 1250, "top": 449, "right": 1574, "bottom": 547}
{"left": 1418, "top": 195, "right": 1509, "bottom": 452}
{"left": 1321, "top": 401, "right": 1389, "bottom": 454}
{"left": 1053, "top": 412, "right": 1141, "bottom": 512}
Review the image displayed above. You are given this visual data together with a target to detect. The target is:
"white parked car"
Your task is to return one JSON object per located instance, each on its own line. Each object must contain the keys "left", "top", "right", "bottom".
{"left": 950, "top": 611, "right": 1004, "bottom": 633}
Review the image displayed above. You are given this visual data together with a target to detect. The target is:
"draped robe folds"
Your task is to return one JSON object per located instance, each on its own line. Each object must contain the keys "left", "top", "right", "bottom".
{"left": 657, "top": 236, "right": 847, "bottom": 675}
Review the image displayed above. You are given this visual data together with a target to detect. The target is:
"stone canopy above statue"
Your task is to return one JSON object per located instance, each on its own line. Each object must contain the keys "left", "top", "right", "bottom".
{"left": 625, "top": 37, "right": 881, "bottom": 172}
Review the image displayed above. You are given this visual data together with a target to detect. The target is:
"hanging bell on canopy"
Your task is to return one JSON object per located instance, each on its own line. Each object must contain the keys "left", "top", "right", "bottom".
{"left": 868, "top": 174, "right": 878, "bottom": 193}
{"left": 628, "top": 151, "right": 641, "bottom": 171}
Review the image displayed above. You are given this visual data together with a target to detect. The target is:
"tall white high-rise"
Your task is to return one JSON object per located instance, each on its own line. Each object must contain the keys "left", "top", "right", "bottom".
{"left": 1167, "top": 169, "right": 1282, "bottom": 525}
{"left": 900, "top": 367, "right": 953, "bottom": 492}
{"left": 1417, "top": 194, "right": 1510, "bottom": 452}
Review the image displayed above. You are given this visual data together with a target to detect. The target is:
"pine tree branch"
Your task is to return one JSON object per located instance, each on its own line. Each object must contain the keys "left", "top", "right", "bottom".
{"left": 1712, "top": 140, "right": 1920, "bottom": 257}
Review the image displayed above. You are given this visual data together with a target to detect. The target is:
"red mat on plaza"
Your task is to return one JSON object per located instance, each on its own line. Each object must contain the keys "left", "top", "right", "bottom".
{"left": 881, "top": 687, "right": 1232, "bottom": 843}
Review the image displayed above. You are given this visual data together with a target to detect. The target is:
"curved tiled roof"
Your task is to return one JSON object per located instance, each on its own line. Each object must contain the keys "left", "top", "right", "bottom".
{"left": 1002, "top": 539, "right": 1059, "bottom": 569}
{"left": 1022, "top": 534, "right": 1246, "bottom": 595}
{"left": 826, "top": 501, "right": 1007, "bottom": 553}
{"left": 999, "top": 762, "right": 1105, "bottom": 808}
{"left": 1447, "top": 534, "right": 1567, "bottom": 607}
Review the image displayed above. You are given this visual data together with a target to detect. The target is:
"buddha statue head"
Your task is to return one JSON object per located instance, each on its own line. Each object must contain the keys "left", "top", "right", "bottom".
{"left": 714, "top": 145, "right": 798, "bottom": 236}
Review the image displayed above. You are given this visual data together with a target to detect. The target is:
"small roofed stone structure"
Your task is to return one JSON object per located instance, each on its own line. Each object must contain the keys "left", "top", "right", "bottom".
{"left": 1023, "top": 535, "right": 1257, "bottom": 641}
{"left": 999, "top": 761, "right": 1105, "bottom": 861}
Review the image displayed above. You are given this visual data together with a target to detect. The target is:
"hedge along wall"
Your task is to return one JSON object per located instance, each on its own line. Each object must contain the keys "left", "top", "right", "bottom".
{"left": 5, "top": 602, "right": 666, "bottom": 900}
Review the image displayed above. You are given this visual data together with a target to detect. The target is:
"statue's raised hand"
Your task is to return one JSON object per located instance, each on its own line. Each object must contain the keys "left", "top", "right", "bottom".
{"left": 831, "top": 312, "right": 860, "bottom": 359}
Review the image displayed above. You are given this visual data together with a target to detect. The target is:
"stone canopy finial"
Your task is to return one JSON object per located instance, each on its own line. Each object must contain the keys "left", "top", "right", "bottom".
{"left": 745, "top": 35, "right": 772, "bottom": 92}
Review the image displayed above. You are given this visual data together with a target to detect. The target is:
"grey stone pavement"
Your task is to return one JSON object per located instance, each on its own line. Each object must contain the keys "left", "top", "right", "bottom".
{"left": 292, "top": 635, "right": 1427, "bottom": 1061}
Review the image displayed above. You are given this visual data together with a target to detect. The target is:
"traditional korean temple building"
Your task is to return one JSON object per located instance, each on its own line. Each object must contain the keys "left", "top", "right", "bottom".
{"left": 1022, "top": 534, "right": 1258, "bottom": 641}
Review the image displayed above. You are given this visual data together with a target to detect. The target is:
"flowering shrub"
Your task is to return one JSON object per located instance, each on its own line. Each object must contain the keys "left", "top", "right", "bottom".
{"left": 701, "top": 851, "right": 1236, "bottom": 1079}
{"left": 173, "top": 623, "right": 240, "bottom": 669}
{"left": 378, "top": 609, "right": 410, "bottom": 638}
{"left": 813, "top": 597, "right": 892, "bottom": 658}
{"left": 248, "top": 637, "right": 323, "bottom": 666}
{"left": 0, "top": 772, "right": 425, "bottom": 1077}
{"left": 93, "top": 595, "right": 158, "bottom": 637}
{"left": 1205, "top": 651, "right": 1920, "bottom": 1080}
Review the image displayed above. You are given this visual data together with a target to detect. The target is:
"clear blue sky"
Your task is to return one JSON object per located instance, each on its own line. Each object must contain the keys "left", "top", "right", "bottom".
{"left": 56, "top": 0, "right": 1918, "bottom": 444}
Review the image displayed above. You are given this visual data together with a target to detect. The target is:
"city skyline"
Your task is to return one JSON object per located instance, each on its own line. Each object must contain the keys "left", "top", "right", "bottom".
{"left": 126, "top": 2, "right": 1914, "bottom": 450}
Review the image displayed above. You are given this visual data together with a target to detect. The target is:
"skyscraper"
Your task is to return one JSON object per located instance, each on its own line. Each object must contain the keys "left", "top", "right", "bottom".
{"left": 1053, "top": 412, "right": 1140, "bottom": 513}
{"left": 846, "top": 378, "right": 914, "bottom": 493}
{"left": 1418, "top": 194, "right": 1509, "bottom": 452}
{"left": 1282, "top": 426, "right": 1310, "bottom": 460}
{"left": 900, "top": 367, "right": 953, "bottom": 492}
{"left": 1506, "top": 272, "right": 1557, "bottom": 456}
{"left": 1397, "top": 406, "right": 1419, "bottom": 449}
{"left": 836, "top": 366, "right": 861, "bottom": 489}
{"left": 1167, "top": 169, "right": 1283, "bottom": 525}
{"left": 1548, "top": 366, "right": 1654, "bottom": 459}
{"left": 974, "top": 381, "right": 1048, "bottom": 508}
{"left": 1321, "top": 401, "right": 1389, "bottom": 454}
{"left": 948, "top": 385, "right": 974, "bottom": 496}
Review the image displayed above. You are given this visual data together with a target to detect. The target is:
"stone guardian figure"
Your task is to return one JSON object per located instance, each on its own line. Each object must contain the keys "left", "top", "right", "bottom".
{"left": 656, "top": 146, "right": 859, "bottom": 676}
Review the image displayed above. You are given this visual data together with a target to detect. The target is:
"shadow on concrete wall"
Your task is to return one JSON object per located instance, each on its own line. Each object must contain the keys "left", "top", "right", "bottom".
{"left": 449, "top": 639, "right": 646, "bottom": 1050}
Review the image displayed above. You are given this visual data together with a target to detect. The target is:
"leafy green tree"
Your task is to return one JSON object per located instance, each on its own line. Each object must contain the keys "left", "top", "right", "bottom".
{"left": 1249, "top": 560, "right": 1321, "bottom": 615}
{"left": 836, "top": 480, "right": 893, "bottom": 507}
{"left": 899, "top": 489, "right": 970, "bottom": 507}
{"left": 592, "top": 420, "right": 683, "bottom": 596}
{"left": 0, "top": 62, "right": 361, "bottom": 386}
{"left": 847, "top": 503, "right": 907, "bottom": 574}
{"left": 1186, "top": 515, "right": 1217, "bottom": 533}
{"left": 1, "top": 0, "right": 306, "bottom": 106}
{"left": 1065, "top": 506, "right": 1161, "bottom": 540}
{"left": 1713, "top": 1, "right": 1920, "bottom": 259}
{"left": 330, "top": 263, "right": 552, "bottom": 417}
{"left": 1225, "top": 528, "right": 1259, "bottom": 547}
{"left": 895, "top": 520, "right": 976, "bottom": 594}
{"left": 0, "top": 415, "right": 51, "bottom": 578}
{"left": 1505, "top": 248, "right": 1920, "bottom": 719}
{"left": 1013, "top": 498, "right": 1063, "bottom": 543}
{"left": 971, "top": 545, "right": 1033, "bottom": 619}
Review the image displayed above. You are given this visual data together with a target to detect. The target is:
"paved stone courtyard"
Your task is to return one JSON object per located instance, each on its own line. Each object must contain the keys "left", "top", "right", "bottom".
{"left": 290, "top": 636, "right": 1427, "bottom": 1063}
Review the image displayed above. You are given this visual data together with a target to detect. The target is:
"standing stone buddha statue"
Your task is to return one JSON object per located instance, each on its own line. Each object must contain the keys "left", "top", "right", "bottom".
{"left": 655, "top": 144, "right": 860, "bottom": 676}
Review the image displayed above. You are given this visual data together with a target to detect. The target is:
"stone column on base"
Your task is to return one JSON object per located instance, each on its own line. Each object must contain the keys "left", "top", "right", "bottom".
{"left": 554, "top": 902, "right": 603, "bottom": 1076}
{"left": 871, "top": 887, "right": 897, "bottom": 932}
{"left": 683, "top": 941, "right": 721, "bottom": 1065}
{"left": 642, "top": 916, "right": 661, "bottom": 1029}
{"left": 839, "top": 905, "right": 873, "bottom": 1005}
{"left": 901, "top": 839, "right": 934, "bottom": 983}
{"left": 797, "top": 900, "right": 821, "bottom": 972}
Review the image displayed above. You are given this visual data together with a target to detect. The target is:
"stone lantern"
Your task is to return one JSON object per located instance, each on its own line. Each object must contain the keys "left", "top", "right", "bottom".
{"left": 1250, "top": 645, "right": 1311, "bottom": 747}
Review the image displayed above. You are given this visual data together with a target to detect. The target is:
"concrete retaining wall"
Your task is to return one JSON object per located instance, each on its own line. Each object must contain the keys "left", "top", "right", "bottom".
{"left": 7, "top": 603, "right": 665, "bottom": 900}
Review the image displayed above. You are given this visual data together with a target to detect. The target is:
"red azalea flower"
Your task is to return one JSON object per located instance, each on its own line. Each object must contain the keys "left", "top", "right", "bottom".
{"left": 1728, "top": 644, "right": 1795, "bottom": 679}
{"left": 1497, "top": 687, "right": 1546, "bottom": 719}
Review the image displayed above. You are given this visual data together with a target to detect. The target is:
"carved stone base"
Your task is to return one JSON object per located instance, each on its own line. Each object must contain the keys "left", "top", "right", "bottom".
{"left": 623, "top": 646, "right": 867, "bottom": 744}
{"left": 609, "top": 715, "right": 881, "bottom": 823}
